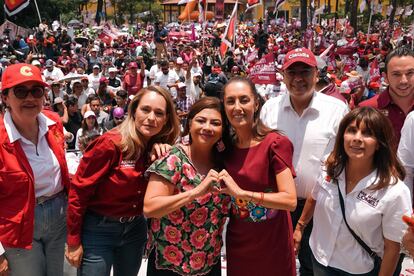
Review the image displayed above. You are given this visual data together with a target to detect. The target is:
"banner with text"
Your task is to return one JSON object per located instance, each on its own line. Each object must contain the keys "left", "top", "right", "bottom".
{"left": 249, "top": 53, "right": 277, "bottom": 85}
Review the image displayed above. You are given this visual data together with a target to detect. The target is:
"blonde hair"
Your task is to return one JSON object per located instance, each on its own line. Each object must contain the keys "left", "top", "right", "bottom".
{"left": 115, "top": 86, "right": 180, "bottom": 160}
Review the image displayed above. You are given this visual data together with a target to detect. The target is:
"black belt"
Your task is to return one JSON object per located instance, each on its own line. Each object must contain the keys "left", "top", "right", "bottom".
{"left": 88, "top": 211, "right": 139, "bottom": 224}
{"left": 36, "top": 190, "right": 65, "bottom": 205}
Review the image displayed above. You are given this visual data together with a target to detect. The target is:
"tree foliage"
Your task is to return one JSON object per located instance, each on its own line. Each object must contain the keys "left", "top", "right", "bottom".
{"left": 0, "top": 0, "right": 163, "bottom": 28}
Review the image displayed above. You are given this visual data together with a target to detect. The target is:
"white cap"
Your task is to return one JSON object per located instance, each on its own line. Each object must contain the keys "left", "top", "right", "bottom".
{"left": 31, "top": 60, "right": 41, "bottom": 66}
{"left": 84, "top": 110, "right": 96, "bottom": 118}
{"left": 176, "top": 57, "right": 184, "bottom": 64}
{"left": 108, "top": 67, "right": 118, "bottom": 73}
{"left": 177, "top": 82, "right": 186, "bottom": 89}
{"left": 53, "top": 97, "right": 63, "bottom": 105}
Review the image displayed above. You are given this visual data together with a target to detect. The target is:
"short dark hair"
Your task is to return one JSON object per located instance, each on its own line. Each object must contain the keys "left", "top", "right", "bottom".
{"left": 66, "top": 96, "right": 78, "bottom": 107}
{"left": 88, "top": 95, "right": 101, "bottom": 105}
{"left": 160, "top": 60, "right": 169, "bottom": 67}
{"left": 116, "top": 90, "right": 128, "bottom": 99}
{"left": 385, "top": 47, "right": 414, "bottom": 73}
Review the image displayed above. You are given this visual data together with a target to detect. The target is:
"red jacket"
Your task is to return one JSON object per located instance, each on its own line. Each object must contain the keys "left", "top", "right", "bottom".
{"left": 67, "top": 131, "right": 149, "bottom": 247}
{"left": 0, "top": 111, "right": 70, "bottom": 249}
{"left": 123, "top": 72, "right": 143, "bottom": 96}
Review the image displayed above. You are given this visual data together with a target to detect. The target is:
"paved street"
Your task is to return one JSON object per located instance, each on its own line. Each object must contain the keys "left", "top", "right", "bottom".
{"left": 64, "top": 255, "right": 414, "bottom": 275}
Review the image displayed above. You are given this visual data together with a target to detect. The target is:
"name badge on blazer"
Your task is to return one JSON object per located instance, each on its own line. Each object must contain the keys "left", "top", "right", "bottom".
{"left": 120, "top": 160, "right": 135, "bottom": 169}
{"left": 357, "top": 190, "right": 379, "bottom": 208}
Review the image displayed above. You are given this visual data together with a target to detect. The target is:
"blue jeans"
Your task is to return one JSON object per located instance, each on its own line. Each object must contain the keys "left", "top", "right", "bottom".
{"left": 312, "top": 253, "right": 377, "bottom": 276}
{"left": 78, "top": 212, "right": 147, "bottom": 276}
{"left": 5, "top": 192, "right": 67, "bottom": 276}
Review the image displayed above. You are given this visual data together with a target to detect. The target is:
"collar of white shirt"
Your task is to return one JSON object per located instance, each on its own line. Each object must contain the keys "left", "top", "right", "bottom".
{"left": 337, "top": 169, "right": 380, "bottom": 196}
{"left": 282, "top": 91, "right": 320, "bottom": 114}
{"left": 4, "top": 110, "right": 56, "bottom": 144}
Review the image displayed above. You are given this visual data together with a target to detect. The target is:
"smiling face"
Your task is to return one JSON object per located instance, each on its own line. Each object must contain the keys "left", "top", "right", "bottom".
{"left": 343, "top": 120, "right": 378, "bottom": 164}
{"left": 189, "top": 108, "right": 223, "bottom": 149}
{"left": 223, "top": 80, "right": 258, "bottom": 130}
{"left": 282, "top": 62, "right": 318, "bottom": 99}
{"left": 2, "top": 81, "right": 44, "bottom": 121}
{"left": 385, "top": 55, "right": 414, "bottom": 99}
{"left": 134, "top": 91, "right": 168, "bottom": 140}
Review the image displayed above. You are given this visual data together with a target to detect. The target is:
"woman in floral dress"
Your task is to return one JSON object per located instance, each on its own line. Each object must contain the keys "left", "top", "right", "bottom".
{"left": 219, "top": 77, "right": 297, "bottom": 275}
{"left": 144, "top": 97, "right": 231, "bottom": 276}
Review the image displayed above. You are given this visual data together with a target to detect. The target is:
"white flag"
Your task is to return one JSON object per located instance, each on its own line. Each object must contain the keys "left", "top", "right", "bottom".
{"left": 359, "top": 0, "right": 366, "bottom": 13}
{"left": 404, "top": 5, "right": 413, "bottom": 16}
{"left": 376, "top": 3, "right": 382, "bottom": 14}
{"left": 396, "top": 7, "right": 404, "bottom": 15}
{"left": 177, "top": 0, "right": 190, "bottom": 5}
{"left": 274, "top": 0, "right": 285, "bottom": 11}
{"left": 314, "top": 5, "right": 325, "bottom": 16}
{"left": 387, "top": 5, "right": 393, "bottom": 16}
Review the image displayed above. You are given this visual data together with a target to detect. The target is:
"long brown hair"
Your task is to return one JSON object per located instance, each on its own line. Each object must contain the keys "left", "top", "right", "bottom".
{"left": 326, "top": 106, "right": 405, "bottom": 189}
{"left": 223, "top": 76, "right": 274, "bottom": 142}
{"left": 115, "top": 86, "right": 180, "bottom": 160}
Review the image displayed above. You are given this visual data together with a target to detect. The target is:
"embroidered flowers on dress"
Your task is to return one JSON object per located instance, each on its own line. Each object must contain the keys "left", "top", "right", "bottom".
{"left": 146, "top": 146, "right": 230, "bottom": 276}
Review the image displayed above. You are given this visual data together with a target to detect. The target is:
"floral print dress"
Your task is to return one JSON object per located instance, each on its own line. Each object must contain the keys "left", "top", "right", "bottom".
{"left": 146, "top": 145, "right": 231, "bottom": 276}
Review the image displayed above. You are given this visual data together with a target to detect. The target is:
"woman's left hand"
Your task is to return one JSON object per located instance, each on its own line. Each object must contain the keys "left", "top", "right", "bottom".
{"left": 150, "top": 143, "right": 172, "bottom": 161}
{"left": 219, "top": 169, "right": 244, "bottom": 198}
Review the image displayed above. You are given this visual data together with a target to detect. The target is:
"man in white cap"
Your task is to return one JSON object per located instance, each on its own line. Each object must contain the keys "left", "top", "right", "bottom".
{"left": 176, "top": 82, "right": 194, "bottom": 129}
{"left": 260, "top": 47, "right": 348, "bottom": 276}
{"left": 107, "top": 67, "right": 122, "bottom": 91}
{"left": 185, "top": 70, "right": 203, "bottom": 101}
{"left": 88, "top": 64, "right": 102, "bottom": 92}
{"left": 87, "top": 47, "right": 101, "bottom": 73}
{"left": 174, "top": 57, "right": 186, "bottom": 80}
{"left": 43, "top": 59, "right": 64, "bottom": 83}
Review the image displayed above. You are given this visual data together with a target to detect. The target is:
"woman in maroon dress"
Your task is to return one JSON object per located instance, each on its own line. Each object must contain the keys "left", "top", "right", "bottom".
{"left": 219, "top": 77, "right": 297, "bottom": 276}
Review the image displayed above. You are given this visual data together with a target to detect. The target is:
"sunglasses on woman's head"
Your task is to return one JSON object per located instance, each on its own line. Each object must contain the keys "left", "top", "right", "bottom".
{"left": 13, "top": 86, "right": 45, "bottom": 99}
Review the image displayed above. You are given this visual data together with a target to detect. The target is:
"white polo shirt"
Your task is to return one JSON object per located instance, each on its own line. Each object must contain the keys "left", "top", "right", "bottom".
{"left": 4, "top": 111, "right": 63, "bottom": 198}
{"left": 398, "top": 110, "right": 414, "bottom": 197}
{"left": 260, "top": 92, "right": 349, "bottom": 198}
{"left": 43, "top": 67, "right": 64, "bottom": 82}
{"left": 310, "top": 169, "right": 412, "bottom": 274}
{"left": 155, "top": 70, "right": 179, "bottom": 98}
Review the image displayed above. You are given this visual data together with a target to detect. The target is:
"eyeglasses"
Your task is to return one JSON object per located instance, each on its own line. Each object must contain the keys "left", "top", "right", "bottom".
{"left": 13, "top": 86, "right": 45, "bottom": 99}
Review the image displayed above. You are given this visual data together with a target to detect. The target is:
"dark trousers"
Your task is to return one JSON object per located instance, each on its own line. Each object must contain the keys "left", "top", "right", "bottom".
{"left": 291, "top": 199, "right": 314, "bottom": 276}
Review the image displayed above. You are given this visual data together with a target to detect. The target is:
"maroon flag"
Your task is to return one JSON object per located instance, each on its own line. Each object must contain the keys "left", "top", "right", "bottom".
{"left": 221, "top": 1, "right": 238, "bottom": 47}
{"left": 4, "top": 0, "right": 30, "bottom": 16}
{"left": 249, "top": 53, "right": 277, "bottom": 85}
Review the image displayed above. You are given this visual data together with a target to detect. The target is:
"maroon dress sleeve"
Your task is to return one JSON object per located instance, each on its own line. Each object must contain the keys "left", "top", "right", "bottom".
{"left": 269, "top": 133, "right": 296, "bottom": 178}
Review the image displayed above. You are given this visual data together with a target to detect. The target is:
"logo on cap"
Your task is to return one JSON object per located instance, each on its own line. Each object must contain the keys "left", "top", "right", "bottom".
{"left": 20, "top": 66, "right": 34, "bottom": 77}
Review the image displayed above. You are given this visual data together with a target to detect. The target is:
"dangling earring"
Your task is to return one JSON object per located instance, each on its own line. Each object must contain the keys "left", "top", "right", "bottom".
{"left": 216, "top": 139, "right": 225, "bottom": 152}
{"left": 181, "top": 134, "right": 191, "bottom": 145}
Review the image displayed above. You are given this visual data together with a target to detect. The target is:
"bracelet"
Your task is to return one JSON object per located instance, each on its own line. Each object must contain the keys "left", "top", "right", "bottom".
{"left": 296, "top": 221, "right": 307, "bottom": 231}
{"left": 257, "top": 192, "right": 264, "bottom": 206}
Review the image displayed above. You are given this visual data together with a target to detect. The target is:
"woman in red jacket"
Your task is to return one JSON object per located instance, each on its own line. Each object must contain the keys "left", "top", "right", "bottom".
{"left": 65, "top": 86, "right": 180, "bottom": 276}
{"left": 0, "top": 63, "right": 70, "bottom": 276}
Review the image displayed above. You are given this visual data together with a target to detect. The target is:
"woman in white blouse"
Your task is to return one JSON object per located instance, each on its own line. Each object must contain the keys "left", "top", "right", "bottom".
{"left": 294, "top": 107, "right": 412, "bottom": 276}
